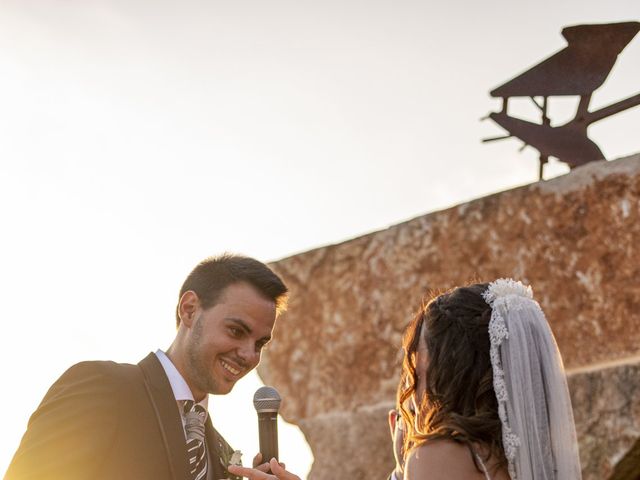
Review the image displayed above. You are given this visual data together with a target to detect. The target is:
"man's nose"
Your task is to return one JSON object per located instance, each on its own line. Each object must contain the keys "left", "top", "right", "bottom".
{"left": 237, "top": 341, "right": 259, "bottom": 365}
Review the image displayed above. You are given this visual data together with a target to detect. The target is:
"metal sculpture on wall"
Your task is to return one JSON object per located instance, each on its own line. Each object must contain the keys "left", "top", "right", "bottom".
{"left": 483, "top": 21, "right": 640, "bottom": 179}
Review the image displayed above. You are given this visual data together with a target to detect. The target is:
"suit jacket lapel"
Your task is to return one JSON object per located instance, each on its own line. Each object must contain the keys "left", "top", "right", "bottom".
{"left": 138, "top": 352, "right": 192, "bottom": 480}
{"left": 206, "top": 418, "right": 226, "bottom": 480}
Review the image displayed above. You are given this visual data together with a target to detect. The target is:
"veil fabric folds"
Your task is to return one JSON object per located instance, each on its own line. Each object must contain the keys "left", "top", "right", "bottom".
{"left": 483, "top": 279, "right": 582, "bottom": 480}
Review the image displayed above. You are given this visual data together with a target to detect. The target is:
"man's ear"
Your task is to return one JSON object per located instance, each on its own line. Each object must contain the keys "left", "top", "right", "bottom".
{"left": 178, "top": 291, "right": 200, "bottom": 327}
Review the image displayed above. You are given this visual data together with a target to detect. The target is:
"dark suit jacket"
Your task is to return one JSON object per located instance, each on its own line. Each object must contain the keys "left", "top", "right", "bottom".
{"left": 5, "top": 353, "right": 235, "bottom": 480}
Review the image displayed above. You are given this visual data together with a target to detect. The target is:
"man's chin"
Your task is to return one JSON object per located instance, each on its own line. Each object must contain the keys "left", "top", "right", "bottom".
{"left": 208, "top": 378, "right": 237, "bottom": 395}
{"left": 213, "top": 386, "right": 233, "bottom": 395}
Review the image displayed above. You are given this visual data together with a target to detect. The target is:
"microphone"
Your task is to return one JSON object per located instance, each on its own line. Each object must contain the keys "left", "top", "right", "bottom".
{"left": 253, "top": 386, "right": 281, "bottom": 464}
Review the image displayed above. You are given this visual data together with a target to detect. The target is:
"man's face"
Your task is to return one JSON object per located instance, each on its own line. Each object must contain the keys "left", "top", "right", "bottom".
{"left": 183, "top": 282, "right": 276, "bottom": 397}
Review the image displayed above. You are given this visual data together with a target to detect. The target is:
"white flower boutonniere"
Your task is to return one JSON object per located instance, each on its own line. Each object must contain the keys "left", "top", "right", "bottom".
{"left": 218, "top": 447, "right": 243, "bottom": 480}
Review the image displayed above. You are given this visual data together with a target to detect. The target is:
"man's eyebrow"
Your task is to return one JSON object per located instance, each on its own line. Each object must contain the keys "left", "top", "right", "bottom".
{"left": 225, "top": 318, "right": 251, "bottom": 333}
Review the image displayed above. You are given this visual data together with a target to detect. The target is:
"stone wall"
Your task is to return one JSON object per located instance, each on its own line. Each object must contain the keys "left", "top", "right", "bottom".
{"left": 570, "top": 360, "right": 640, "bottom": 479}
{"left": 261, "top": 153, "right": 640, "bottom": 480}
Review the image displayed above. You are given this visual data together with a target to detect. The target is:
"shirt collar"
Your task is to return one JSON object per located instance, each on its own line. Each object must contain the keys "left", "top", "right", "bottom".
{"left": 155, "top": 349, "right": 209, "bottom": 411}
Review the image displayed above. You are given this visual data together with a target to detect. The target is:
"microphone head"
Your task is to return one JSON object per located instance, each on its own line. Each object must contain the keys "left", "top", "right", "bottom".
{"left": 253, "top": 386, "right": 281, "bottom": 413}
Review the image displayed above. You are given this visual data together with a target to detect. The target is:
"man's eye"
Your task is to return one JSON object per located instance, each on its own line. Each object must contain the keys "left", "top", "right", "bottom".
{"left": 228, "top": 327, "right": 242, "bottom": 337}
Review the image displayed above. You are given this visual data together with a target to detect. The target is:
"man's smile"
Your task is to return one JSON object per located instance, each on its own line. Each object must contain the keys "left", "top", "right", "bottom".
{"left": 220, "top": 358, "right": 242, "bottom": 376}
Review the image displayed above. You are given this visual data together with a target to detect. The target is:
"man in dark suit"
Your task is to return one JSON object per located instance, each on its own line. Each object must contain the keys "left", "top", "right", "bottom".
{"left": 5, "top": 254, "right": 288, "bottom": 480}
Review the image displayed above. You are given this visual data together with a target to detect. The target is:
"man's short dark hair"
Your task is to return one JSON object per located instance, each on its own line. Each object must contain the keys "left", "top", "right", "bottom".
{"left": 175, "top": 253, "right": 288, "bottom": 326}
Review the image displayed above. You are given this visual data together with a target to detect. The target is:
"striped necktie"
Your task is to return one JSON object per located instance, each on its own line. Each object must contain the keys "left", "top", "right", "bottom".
{"left": 182, "top": 400, "right": 208, "bottom": 480}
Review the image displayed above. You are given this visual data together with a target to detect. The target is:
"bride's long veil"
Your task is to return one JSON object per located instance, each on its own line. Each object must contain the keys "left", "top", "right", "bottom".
{"left": 483, "top": 279, "right": 582, "bottom": 480}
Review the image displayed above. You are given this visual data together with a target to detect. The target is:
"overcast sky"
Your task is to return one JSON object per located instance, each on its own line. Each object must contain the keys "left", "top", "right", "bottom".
{"left": 1, "top": 1, "right": 638, "bottom": 477}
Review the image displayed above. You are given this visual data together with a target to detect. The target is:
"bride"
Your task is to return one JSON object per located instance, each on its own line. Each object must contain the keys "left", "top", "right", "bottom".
{"left": 228, "top": 279, "right": 582, "bottom": 480}
{"left": 399, "top": 279, "right": 582, "bottom": 480}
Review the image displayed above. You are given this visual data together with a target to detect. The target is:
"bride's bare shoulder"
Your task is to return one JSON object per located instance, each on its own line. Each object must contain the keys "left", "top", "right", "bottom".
{"left": 404, "top": 439, "right": 486, "bottom": 480}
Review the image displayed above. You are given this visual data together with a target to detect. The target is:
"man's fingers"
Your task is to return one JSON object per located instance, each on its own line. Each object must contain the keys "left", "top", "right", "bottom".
{"left": 254, "top": 462, "right": 271, "bottom": 473}
{"left": 252, "top": 452, "right": 263, "bottom": 468}
{"left": 227, "top": 464, "right": 274, "bottom": 480}
{"left": 226, "top": 459, "right": 300, "bottom": 480}
{"left": 269, "top": 458, "right": 300, "bottom": 480}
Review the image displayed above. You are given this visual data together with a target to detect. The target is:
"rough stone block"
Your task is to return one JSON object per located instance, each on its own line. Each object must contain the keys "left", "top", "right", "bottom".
{"left": 262, "top": 154, "right": 640, "bottom": 479}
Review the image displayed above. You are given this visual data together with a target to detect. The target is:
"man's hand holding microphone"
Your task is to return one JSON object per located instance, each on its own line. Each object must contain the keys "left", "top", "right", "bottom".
{"left": 230, "top": 386, "right": 301, "bottom": 480}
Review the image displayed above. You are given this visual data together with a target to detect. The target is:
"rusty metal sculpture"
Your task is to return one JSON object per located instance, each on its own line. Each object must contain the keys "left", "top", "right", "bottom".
{"left": 483, "top": 21, "right": 640, "bottom": 179}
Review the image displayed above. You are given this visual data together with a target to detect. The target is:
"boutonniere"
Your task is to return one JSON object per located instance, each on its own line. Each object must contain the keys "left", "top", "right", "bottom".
{"left": 218, "top": 444, "right": 243, "bottom": 480}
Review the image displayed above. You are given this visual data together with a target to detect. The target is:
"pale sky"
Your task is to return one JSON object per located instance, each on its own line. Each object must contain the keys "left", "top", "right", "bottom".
{"left": 1, "top": 1, "right": 638, "bottom": 477}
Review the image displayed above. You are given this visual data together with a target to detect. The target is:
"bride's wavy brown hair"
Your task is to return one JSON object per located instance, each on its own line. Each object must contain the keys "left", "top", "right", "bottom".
{"left": 398, "top": 283, "right": 506, "bottom": 470}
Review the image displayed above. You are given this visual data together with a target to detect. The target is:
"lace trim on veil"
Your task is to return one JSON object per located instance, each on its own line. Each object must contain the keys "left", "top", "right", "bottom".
{"left": 482, "top": 279, "right": 533, "bottom": 480}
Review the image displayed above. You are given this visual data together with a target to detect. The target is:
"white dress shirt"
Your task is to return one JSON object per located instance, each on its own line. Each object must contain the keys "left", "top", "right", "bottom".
{"left": 155, "top": 350, "right": 216, "bottom": 480}
{"left": 154, "top": 349, "right": 209, "bottom": 426}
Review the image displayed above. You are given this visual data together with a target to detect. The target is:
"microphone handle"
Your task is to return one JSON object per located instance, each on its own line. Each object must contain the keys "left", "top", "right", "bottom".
{"left": 257, "top": 411, "right": 279, "bottom": 463}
